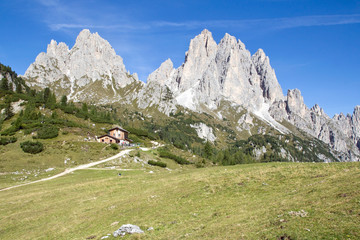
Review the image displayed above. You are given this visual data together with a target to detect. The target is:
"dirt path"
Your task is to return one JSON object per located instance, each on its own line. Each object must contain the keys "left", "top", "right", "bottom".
{"left": 0, "top": 149, "right": 132, "bottom": 192}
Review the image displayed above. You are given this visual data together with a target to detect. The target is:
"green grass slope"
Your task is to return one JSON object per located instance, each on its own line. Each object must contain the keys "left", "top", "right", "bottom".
{"left": 1, "top": 161, "right": 359, "bottom": 239}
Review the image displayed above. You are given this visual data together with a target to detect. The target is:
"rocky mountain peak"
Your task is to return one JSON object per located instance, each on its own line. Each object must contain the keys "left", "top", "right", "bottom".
{"left": 200, "top": 28, "right": 212, "bottom": 37}
{"left": 253, "top": 49, "right": 267, "bottom": 63}
{"left": 23, "top": 29, "right": 136, "bottom": 103}
{"left": 186, "top": 28, "right": 217, "bottom": 60}
{"left": 286, "top": 89, "right": 307, "bottom": 117}
{"left": 221, "top": 33, "right": 237, "bottom": 44}
{"left": 252, "top": 49, "right": 283, "bottom": 103}
{"left": 174, "top": 29, "right": 218, "bottom": 92}
{"left": 354, "top": 105, "right": 360, "bottom": 117}
{"left": 46, "top": 40, "right": 69, "bottom": 58}
{"left": 352, "top": 106, "right": 360, "bottom": 138}
{"left": 76, "top": 29, "right": 92, "bottom": 41}
{"left": 72, "top": 29, "right": 119, "bottom": 61}
{"left": 311, "top": 104, "right": 326, "bottom": 117}
{"left": 217, "top": 33, "right": 240, "bottom": 54}
{"left": 147, "top": 58, "right": 174, "bottom": 85}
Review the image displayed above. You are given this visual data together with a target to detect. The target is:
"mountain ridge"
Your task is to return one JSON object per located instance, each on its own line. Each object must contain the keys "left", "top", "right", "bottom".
{"left": 22, "top": 29, "right": 360, "bottom": 161}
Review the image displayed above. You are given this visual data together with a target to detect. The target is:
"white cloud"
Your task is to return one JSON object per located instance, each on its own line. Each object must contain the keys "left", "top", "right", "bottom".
{"left": 45, "top": 14, "right": 360, "bottom": 33}
{"left": 148, "top": 14, "right": 360, "bottom": 31}
{"left": 33, "top": 0, "right": 360, "bottom": 32}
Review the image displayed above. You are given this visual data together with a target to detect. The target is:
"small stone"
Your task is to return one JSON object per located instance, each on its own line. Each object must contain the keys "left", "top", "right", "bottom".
{"left": 147, "top": 227, "right": 154, "bottom": 231}
{"left": 288, "top": 209, "right": 308, "bottom": 217}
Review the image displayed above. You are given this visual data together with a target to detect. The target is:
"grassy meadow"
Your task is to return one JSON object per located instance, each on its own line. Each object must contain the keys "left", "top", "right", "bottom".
{"left": 0, "top": 122, "right": 122, "bottom": 189}
{"left": 1, "top": 157, "right": 359, "bottom": 239}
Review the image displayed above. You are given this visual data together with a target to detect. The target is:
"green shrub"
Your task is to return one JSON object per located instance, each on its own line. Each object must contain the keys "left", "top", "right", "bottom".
{"left": 24, "top": 128, "right": 35, "bottom": 135}
{"left": 148, "top": 160, "right": 167, "bottom": 168}
{"left": 0, "top": 136, "right": 17, "bottom": 145}
{"left": 110, "top": 143, "right": 119, "bottom": 150}
{"left": 126, "top": 127, "right": 159, "bottom": 140}
{"left": 34, "top": 125, "right": 59, "bottom": 139}
{"left": 20, "top": 141, "right": 44, "bottom": 154}
{"left": 158, "top": 150, "right": 190, "bottom": 165}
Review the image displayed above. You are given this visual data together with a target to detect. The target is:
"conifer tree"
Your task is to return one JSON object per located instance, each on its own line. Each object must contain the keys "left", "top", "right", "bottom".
{"left": 0, "top": 78, "right": 9, "bottom": 91}
{"left": 61, "top": 95, "right": 67, "bottom": 106}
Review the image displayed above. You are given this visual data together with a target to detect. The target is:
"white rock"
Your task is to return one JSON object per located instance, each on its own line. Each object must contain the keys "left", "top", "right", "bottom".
{"left": 113, "top": 224, "right": 144, "bottom": 237}
{"left": 190, "top": 122, "right": 216, "bottom": 142}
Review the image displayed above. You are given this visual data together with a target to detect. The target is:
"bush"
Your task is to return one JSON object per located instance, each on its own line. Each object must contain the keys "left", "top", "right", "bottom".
{"left": 126, "top": 127, "right": 159, "bottom": 140}
{"left": 34, "top": 125, "right": 59, "bottom": 139}
{"left": 148, "top": 160, "right": 167, "bottom": 168}
{"left": 110, "top": 143, "right": 119, "bottom": 150}
{"left": 20, "top": 141, "right": 44, "bottom": 154}
{"left": 0, "top": 136, "right": 17, "bottom": 145}
{"left": 158, "top": 150, "right": 190, "bottom": 165}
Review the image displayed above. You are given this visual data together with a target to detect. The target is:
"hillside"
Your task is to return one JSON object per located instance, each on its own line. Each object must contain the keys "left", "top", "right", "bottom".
{"left": 1, "top": 60, "right": 342, "bottom": 184}
{"left": 1, "top": 160, "right": 359, "bottom": 239}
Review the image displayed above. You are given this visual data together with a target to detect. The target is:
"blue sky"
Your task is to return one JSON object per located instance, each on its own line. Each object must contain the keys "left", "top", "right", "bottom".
{"left": 1, "top": 0, "right": 359, "bottom": 117}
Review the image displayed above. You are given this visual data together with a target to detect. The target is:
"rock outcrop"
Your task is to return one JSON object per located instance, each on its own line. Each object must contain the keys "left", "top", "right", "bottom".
{"left": 190, "top": 122, "right": 216, "bottom": 143}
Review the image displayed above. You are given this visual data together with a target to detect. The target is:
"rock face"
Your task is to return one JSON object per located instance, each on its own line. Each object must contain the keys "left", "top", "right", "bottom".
{"left": 23, "top": 29, "right": 139, "bottom": 104}
{"left": 269, "top": 88, "right": 360, "bottom": 161}
{"left": 136, "top": 59, "right": 177, "bottom": 115}
{"left": 146, "top": 29, "right": 284, "bottom": 113}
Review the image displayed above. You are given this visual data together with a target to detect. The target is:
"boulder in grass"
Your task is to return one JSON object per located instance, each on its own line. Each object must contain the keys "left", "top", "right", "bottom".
{"left": 113, "top": 224, "right": 144, "bottom": 237}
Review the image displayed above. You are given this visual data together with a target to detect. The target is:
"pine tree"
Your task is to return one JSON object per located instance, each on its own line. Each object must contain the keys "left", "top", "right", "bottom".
{"left": 9, "top": 82, "right": 13, "bottom": 92}
{"left": 0, "top": 77, "right": 9, "bottom": 91}
{"left": 16, "top": 83, "right": 22, "bottom": 93}
{"left": 82, "top": 103, "right": 88, "bottom": 113}
{"left": 204, "top": 141, "right": 213, "bottom": 159}
{"left": 61, "top": 95, "right": 67, "bottom": 106}
{"left": 4, "top": 97, "right": 14, "bottom": 120}
{"left": 44, "top": 87, "right": 51, "bottom": 103}
{"left": 47, "top": 93, "right": 57, "bottom": 110}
